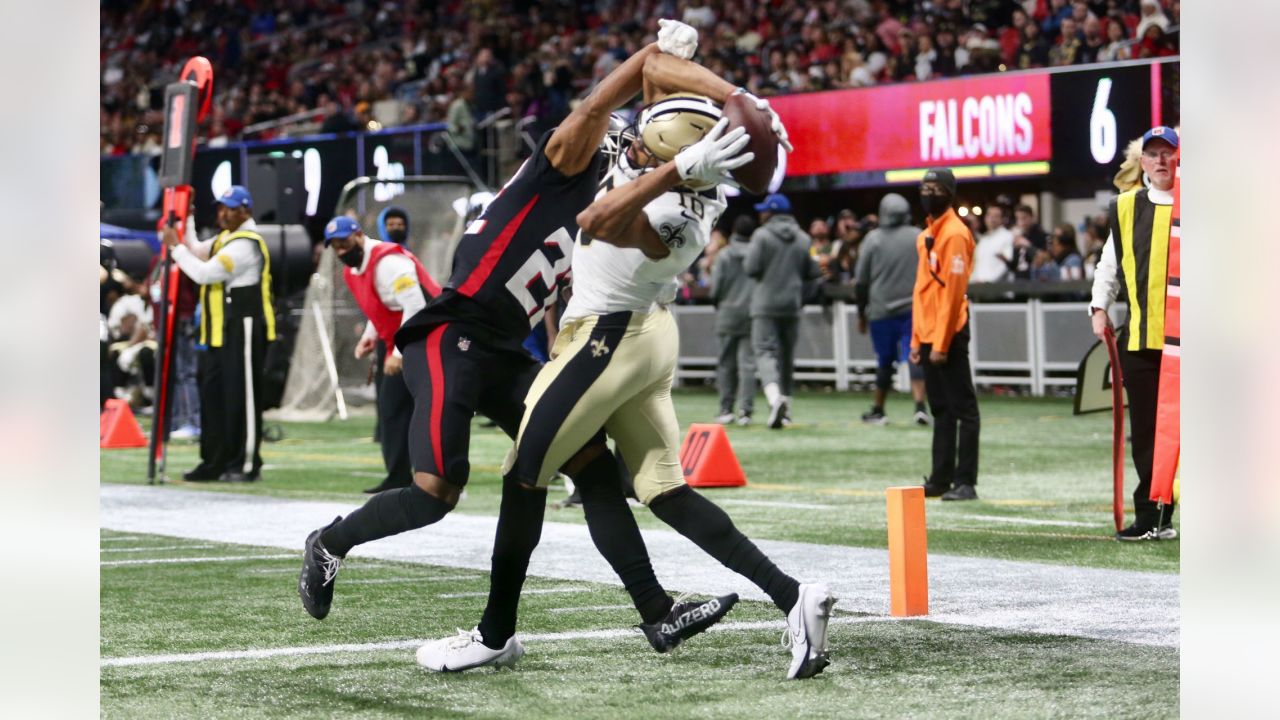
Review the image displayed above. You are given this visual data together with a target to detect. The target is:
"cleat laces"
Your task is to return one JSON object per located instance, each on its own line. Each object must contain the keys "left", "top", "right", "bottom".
{"left": 317, "top": 547, "right": 343, "bottom": 585}
{"left": 444, "top": 628, "right": 481, "bottom": 652}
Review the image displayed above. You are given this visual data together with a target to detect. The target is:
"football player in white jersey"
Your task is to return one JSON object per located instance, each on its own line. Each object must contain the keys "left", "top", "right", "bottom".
{"left": 420, "top": 46, "right": 837, "bottom": 679}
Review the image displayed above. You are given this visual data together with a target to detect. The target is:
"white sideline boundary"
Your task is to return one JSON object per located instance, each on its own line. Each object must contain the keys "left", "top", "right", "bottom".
{"left": 102, "top": 616, "right": 891, "bottom": 668}
{"left": 101, "top": 545, "right": 218, "bottom": 553}
{"left": 100, "top": 484, "right": 1179, "bottom": 647}
{"left": 101, "top": 554, "right": 297, "bottom": 567}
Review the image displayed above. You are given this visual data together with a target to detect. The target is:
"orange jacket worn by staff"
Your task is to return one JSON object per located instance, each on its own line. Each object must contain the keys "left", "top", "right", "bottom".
{"left": 911, "top": 207, "right": 975, "bottom": 354}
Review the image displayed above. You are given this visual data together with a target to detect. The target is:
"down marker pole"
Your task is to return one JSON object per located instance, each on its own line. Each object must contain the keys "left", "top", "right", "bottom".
{"left": 886, "top": 486, "right": 928, "bottom": 616}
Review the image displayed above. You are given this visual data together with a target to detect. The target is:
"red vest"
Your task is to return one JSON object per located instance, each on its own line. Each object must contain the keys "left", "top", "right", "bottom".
{"left": 343, "top": 241, "right": 441, "bottom": 348}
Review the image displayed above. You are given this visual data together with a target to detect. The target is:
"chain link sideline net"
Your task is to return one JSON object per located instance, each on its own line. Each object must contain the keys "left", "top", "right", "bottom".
{"left": 269, "top": 177, "right": 476, "bottom": 421}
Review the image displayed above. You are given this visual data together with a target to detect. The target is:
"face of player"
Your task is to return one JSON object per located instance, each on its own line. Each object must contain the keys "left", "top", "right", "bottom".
{"left": 1141, "top": 139, "right": 1176, "bottom": 191}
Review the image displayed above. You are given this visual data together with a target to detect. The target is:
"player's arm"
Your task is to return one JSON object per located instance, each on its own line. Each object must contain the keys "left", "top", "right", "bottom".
{"left": 578, "top": 163, "right": 684, "bottom": 259}
{"left": 578, "top": 119, "right": 752, "bottom": 258}
{"left": 641, "top": 53, "right": 738, "bottom": 105}
{"left": 544, "top": 43, "right": 662, "bottom": 176}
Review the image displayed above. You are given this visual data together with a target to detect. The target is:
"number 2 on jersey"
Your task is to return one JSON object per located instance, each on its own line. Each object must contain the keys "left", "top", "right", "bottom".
{"left": 504, "top": 226, "right": 572, "bottom": 327}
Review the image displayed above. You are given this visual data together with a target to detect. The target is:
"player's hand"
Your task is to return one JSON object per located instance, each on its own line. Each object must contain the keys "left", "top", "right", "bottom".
{"left": 657, "top": 19, "right": 698, "bottom": 59}
{"left": 930, "top": 349, "right": 948, "bottom": 364}
{"left": 354, "top": 335, "right": 376, "bottom": 359}
{"left": 1090, "top": 308, "right": 1112, "bottom": 341}
{"left": 383, "top": 352, "right": 403, "bottom": 376}
{"left": 161, "top": 226, "right": 181, "bottom": 248}
{"left": 909, "top": 347, "right": 921, "bottom": 365}
{"left": 857, "top": 316, "right": 868, "bottom": 335}
{"left": 733, "top": 88, "right": 793, "bottom": 153}
{"left": 674, "top": 118, "right": 754, "bottom": 188}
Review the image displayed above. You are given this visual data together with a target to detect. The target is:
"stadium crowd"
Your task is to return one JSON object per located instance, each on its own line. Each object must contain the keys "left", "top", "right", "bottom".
{"left": 100, "top": 0, "right": 1179, "bottom": 154}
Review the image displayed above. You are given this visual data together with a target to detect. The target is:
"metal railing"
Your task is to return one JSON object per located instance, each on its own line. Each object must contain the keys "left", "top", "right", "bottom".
{"left": 671, "top": 300, "right": 1127, "bottom": 396}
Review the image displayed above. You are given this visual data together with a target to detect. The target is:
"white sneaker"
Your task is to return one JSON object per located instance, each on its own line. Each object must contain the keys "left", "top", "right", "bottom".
{"left": 416, "top": 628, "right": 525, "bottom": 672}
{"left": 714, "top": 412, "right": 735, "bottom": 424}
{"left": 782, "top": 582, "right": 837, "bottom": 679}
{"left": 170, "top": 424, "right": 200, "bottom": 441}
{"left": 768, "top": 396, "right": 789, "bottom": 430}
{"left": 913, "top": 410, "right": 932, "bottom": 427}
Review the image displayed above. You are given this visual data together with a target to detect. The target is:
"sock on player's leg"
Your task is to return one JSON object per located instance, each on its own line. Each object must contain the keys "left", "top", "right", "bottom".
{"left": 575, "top": 451, "right": 672, "bottom": 624}
{"left": 320, "top": 483, "right": 452, "bottom": 557}
{"left": 477, "top": 476, "right": 548, "bottom": 649}
{"left": 650, "top": 485, "right": 800, "bottom": 614}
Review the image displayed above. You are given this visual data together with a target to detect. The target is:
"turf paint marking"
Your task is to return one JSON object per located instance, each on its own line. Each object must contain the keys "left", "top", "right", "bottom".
{"left": 437, "top": 587, "right": 584, "bottom": 599}
{"left": 101, "top": 544, "right": 218, "bottom": 553}
{"left": 100, "top": 485, "right": 1180, "bottom": 647}
{"left": 717, "top": 498, "right": 834, "bottom": 511}
{"left": 548, "top": 604, "right": 635, "bottom": 614}
{"left": 101, "top": 616, "right": 890, "bottom": 668}
{"left": 101, "top": 554, "right": 297, "bottom": 567}
{"left": 954, "top": 515, "right": 1099, "bottom": 528}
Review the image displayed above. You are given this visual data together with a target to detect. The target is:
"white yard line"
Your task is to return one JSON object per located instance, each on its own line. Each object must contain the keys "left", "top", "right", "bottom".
{"left": 99, "top": 535, "right": 148, "bottom": 543}
{"left": 102, "top": 554, "right": 297, "bottom": 567}
{"left": 716, "top": 498, "right": 834, "bottom": 511}
{"left": 100, "top": 484, "right": 1179, "bottom": 647}
{"left": 345, "top": 576, "right": 480, "bottom": 585}
{"left": 101, "top": 545, "right": 218, "bottom": 554}
{"left": 952, "top": 514, "right": 1100, "bottom": 528}
{"left": 548, "top": 604, "right": 635, "bottom": 614}
{"left": 437, "top": 587, "right": 584, "bottom": 599}
{"left": 101, "top": 616, "right": 890, "bottom": 668}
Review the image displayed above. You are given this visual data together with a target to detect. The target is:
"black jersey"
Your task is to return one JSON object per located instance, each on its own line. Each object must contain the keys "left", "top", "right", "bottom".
{"left": 396, "top": 130, "right": 602, "bottom": 352}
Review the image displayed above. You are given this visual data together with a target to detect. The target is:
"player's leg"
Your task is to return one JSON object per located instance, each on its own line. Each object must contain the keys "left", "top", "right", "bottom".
{"left": 614, "top": 368, "right": 834, "bottom": 679}
{"left": 472, "top": 314, "right": 659, "bottom": 646}
{"left": 299, "top": 325, "right": 474, "bottom": 620}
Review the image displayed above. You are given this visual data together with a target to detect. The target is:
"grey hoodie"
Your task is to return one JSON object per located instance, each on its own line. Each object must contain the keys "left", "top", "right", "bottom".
{"left": 853, "top": 193, "right": 921, "bottom": 321}
{"left": 744, "top": 214, "right": 820, "bottom": 318}
{"left": 711, "top": 234, "right": 753, "bottom": 335}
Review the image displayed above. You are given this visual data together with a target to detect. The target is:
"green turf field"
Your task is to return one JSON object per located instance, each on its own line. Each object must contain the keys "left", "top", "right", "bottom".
{"left": 100, "top": 389, "right": 1178, "bottom": 718}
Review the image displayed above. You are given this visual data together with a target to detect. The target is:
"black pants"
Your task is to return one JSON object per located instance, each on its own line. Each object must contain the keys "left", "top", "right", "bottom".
{"left": 377, "top": 356, "right": 414, "bottom": 488}
{"left": 197, "top": 300, "right": 268, "bottom": 477}
{"left": 372, "top": 340, "right": 386, "bottom": 443}
{"left": 1118, "top": 346, "right": 1175, "bottom": 527}
{"left": 921, "top": 322, "right": 980, "bottom": 487}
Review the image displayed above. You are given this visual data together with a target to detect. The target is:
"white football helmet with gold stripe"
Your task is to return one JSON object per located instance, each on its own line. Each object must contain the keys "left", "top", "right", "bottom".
{"left": 637, "top": 93, "right": 723, "bottom": 189}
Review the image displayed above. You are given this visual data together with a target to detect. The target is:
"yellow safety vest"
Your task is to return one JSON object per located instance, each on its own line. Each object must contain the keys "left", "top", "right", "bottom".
{"left": 1110, "top": 188, "right": 1171, "bottom": 351}
{"left": 198, "top": 228, "right": 277, "bottom": 348}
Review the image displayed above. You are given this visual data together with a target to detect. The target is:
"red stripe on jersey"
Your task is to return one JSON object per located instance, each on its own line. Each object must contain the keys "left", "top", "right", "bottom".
{"left": 456, "top": 194, "right": 540, "bottom": 297}
{"left": 425, "top": 324, "right": 447, "bottom": 473}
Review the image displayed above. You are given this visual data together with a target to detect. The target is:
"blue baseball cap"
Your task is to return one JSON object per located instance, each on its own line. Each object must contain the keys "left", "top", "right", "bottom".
{"left": 215, "top": 185, "right": 253, "bottom": 209}
{"left": 753, "top": 193, "right": 792, "bottom": 213}
{"left": 323, "top": 216, "right": 361, "bottom": 246}
{"left": 1142, "top": 126, "right": 1178, "bottom": 149}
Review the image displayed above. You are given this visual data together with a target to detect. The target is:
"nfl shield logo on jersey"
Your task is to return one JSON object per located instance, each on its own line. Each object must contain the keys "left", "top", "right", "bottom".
{"left": 458, "top": 336, "right": 471, "bottom": 352}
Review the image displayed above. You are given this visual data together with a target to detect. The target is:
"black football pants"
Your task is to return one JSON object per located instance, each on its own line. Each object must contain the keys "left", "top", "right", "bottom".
{"left": 920, "top": 322, "right": 980, "bottom": 487}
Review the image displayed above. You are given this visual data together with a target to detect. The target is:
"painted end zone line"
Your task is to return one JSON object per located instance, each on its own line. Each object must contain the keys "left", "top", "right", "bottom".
{"left": 102, "top": 554, "right": 298, "bottom": 567}
{"left": 102, "top": 616, "right": 892, "bottom": 668}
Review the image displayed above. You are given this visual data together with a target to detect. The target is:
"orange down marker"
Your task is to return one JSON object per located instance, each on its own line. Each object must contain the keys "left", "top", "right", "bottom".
{"left": 886, "top": 486, "right": 929, "bottom": 616}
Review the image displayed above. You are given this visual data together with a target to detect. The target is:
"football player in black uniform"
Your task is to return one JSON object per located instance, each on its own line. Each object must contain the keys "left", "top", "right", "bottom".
{"left": 299, "top": 19, "right": 735, "bottom": 670}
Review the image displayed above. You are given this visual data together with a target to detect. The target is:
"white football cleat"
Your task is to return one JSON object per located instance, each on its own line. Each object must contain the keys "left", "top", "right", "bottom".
{"left": 416, "top": 628, "right": 525, "bottom": 672}
{"left": 782, "top": 582, "right": 837, "bottom": 679}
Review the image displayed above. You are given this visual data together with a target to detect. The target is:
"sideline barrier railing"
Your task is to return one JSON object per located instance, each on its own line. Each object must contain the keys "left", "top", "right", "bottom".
{"left": 671, "top": 300, "right": 1126, "bottom": 396}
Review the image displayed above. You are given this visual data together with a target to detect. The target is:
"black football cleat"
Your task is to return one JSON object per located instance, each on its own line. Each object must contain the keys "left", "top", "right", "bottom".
{"left": 640, "top": 593, "right": 739, "bottom": 653}
{"left": 921, "top": 477, "right": 950, "bottom": 498}
{"left": 182, "top": 465, "right": 221, "bottom": 482}
{"left": 941, "top": 484, "right": 977, "bottom": 501}
{"left": 299, "top": 517, "right": 344, "bottom": 620}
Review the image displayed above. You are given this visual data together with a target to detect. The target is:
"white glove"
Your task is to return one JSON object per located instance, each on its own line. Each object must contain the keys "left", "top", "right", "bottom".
{"left": 674, "top": 118, "right": 755, "bottom": 188}
{"left": 733, "top": 88, "right": 793, "bottom": 153}
{"left": 657, "top": 18, "right": 698, "bottom": 60}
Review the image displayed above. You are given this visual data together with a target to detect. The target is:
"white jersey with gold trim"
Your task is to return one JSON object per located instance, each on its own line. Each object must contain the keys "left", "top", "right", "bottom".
{"left": 562, "top": 151, "right": 726, "bottom": 325}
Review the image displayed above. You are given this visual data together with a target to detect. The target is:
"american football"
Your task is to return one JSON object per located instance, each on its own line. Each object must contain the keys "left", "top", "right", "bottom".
{"left": 722, "top": 91, "right": 779, "bottom": 194}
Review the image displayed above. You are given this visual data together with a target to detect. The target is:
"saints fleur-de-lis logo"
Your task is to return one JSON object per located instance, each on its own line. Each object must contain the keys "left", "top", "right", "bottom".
{"left": 590, "top": 337, "right": 610, "bottom": 358}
